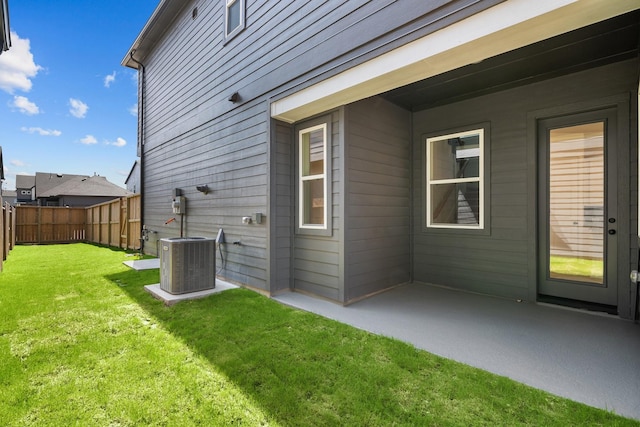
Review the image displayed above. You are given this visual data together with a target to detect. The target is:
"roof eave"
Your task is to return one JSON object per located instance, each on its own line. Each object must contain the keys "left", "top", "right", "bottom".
{"left": 121, "top": 0, "right": 190, "bottom": 68}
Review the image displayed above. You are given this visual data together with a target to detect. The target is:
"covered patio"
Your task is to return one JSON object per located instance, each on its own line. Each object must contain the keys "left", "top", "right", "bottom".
{"left": 275, "top": 283, "right": 640, "bottom": 420}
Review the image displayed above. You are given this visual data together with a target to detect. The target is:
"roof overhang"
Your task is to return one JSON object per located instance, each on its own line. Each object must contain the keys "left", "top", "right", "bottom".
{"left": 270, "top": 0, "right": 639, "bottom": 124}
{"left": 0, "top": 0, "right": 10, "bottom": 54}
{"left": 121, "top": 0, "right": 190, "bottom": 69}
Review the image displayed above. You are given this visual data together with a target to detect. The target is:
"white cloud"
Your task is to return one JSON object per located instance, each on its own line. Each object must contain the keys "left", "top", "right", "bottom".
{"left": 69, "top": 98, "right": 88, "bottom": 118}
{"left": 104, "top": 71, "right": 116, "bottom": 88}
{"left": 0, "top": 32, "right": 42, "bottom": 94}
{"left": 80, "top": 135, "right": 97, "bottom": 145}
{"left": 21, "top": 126, "right": 61, "bottom": 136}
{"left": 10, "top": 159, "right": 25, "bottom": 167}
{"left": 11, "top": 95, "right": 39, "bottom": 115}
{"left": 108, "top": 137, "right": 127, "bottom": 147}
{"left": 128, "top": 103, "right": 138, "bottom": 117}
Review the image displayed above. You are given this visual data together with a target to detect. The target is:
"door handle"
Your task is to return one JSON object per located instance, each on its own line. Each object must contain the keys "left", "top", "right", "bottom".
{"left": 608, "top": 229, "right": 616, "bottom": 235}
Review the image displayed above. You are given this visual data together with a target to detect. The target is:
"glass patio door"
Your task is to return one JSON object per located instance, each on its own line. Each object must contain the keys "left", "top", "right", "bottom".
{"left": 538, "top": 109, "right": 617, "bottom": 307}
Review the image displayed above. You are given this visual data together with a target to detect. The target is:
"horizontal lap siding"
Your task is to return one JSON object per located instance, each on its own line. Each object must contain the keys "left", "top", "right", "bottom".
{"left": 143, "top": 99, "right": 269, "bottom": 290}
{"left": 293, "top": 111, "right": 342, "bottom": 301}
{"left": 238, "top": 0, "right": 502, "bottom": 103}
{"left": 412, "top": 60, "right": 637, "bottom": 300}
{"left": 141, "top": 0, "right": 496, "bottom": 148}
{"left": 137, "top": 0, "right": 501, "bottom": 295}
{"left": 272, "top": 120, "right": 293, "bottom": 292}
{"left": 345, "top": 98, "right": 411, "bottom": 301}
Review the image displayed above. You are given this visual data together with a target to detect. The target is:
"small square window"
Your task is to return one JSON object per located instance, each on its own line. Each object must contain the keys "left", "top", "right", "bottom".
{"left": 426, "top": 129, "right": 484, "bottom": 229}
{"left": 225, "top": 0, "right": 245, "bottom": 40}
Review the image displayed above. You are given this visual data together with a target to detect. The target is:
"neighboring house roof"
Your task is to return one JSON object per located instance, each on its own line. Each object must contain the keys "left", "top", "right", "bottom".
{"left": 35, "top": 172, "right": 86, "bottom": 196}
{"left": 16, "top": 174, "right": 35, "bottom": 189}
{"left": 37, "top": 174, "right": 130, "bottom": 198}
{"left": 0, "top": 0, "right": 10, "bottom": 54}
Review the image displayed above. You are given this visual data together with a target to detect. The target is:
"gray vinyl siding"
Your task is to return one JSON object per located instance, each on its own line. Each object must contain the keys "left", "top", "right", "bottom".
{"left": 136, "top": 0, "right": 492, "bottom": 295}
{"left": 142, "top": 98, "right": 269, "bottom": 290}
{"left": 623, "top": 78, "right": 638, "bottom": 319}
{"left": 134, "top": 0, "right": 503, "bottom": 296}
{"left": 241, "top": 0, "right": 503, "bottom": 103}
{"left": 271, "top": 119, "right": 294, "bottom": 293}
{"left": 344, "top": 98, "right": 411, "bottom": 302}
{"left": 58, "top": 196, "right": 122, "bottom": 208}
{"left": 293, "top": 111, "right": 342, "bottom": 301}
{"left": 139, "top": 0, "right": 501, "bottom": 150}
{"left": 412, "top": 59, "right": 637, "bottom": 301}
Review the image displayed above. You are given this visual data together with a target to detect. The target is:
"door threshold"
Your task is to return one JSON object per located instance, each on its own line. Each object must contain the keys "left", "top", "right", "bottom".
{"left": 537, "top": 294, "right": 617, "bottom": 316}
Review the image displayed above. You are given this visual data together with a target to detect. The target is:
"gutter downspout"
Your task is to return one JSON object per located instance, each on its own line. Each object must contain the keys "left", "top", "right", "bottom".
{"left": 129, "top": 50, "right": 146, "bottom": 252}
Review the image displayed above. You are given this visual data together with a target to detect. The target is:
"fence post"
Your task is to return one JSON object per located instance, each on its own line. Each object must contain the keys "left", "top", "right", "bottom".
{"left": 4, "top": 202, "right": 10, "bottom": 259}
{"left": 37, "top": 207, "right": 41, "bottom": 244}
{"left": 120, "top": 198, "right": 126, "bottom": 249}
{"left": 10, "top": 206, "right": 16, "bottom": 249}
{"left": 0, "top": 198, "right": 4, "bottom": 269}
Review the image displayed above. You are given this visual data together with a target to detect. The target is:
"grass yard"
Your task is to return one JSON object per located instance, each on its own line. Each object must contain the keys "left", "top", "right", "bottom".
{"left": 0, "top": 243, "right": 637, "bottom": 426}
{"left": 550, "top": 255, "right": 604, "bottom": 282}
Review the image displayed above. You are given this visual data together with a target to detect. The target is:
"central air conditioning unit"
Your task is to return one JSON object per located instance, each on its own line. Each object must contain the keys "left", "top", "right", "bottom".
{"left": 160, "top": 237, "right": 215, "bottom": 294}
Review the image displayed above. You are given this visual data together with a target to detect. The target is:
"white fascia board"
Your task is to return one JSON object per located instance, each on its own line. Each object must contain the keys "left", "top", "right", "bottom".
{"left": 271, "top": 0, "right": 638, "bottom": 123}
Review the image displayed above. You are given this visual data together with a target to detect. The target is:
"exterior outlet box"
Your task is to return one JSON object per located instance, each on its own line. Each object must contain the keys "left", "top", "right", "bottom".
{"left": 160, "top": 237, "right": 215, "bottom": 294}
{"left": 172, "top": 196, "right": 185, "bottom": 214}
{"left": 253, "top": 213, "right": 263, "bottom": 224}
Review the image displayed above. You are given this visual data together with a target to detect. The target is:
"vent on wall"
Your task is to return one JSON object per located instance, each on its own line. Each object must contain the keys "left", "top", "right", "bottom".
{"left": 160, "top": 237, "right": 215, "bottom": 294}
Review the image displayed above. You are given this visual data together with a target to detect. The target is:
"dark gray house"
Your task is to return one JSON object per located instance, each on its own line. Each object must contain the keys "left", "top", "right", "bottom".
{"left": 123, "top": 0, "right": 640, "bottom": 319}
{"left": 15, "top": 174, "right": 35, "bottom": 205}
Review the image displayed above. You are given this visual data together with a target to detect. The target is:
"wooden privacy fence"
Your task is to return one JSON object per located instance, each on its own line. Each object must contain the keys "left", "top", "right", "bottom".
{"left": 15, "top": 194, "right": 141, "bottom": 250}
{"left": 0, "top": 198, "right": 17, "bottom": 272}
{"left": 15, "top": 206, "right": 86, "bottom": 244}
{"left": 85, "top": 195, "right": 141, "bottom": 249}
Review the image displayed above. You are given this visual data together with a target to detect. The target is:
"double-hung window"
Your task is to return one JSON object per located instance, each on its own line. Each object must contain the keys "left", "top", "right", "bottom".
{"left": 426, "top": 128, "right": 484, "bottom": 229}
{"left": 299, "top": 123, "right": 328, "bottom": 231}
{"left": 225, "top": 0, "right": 245, "bottom": 41}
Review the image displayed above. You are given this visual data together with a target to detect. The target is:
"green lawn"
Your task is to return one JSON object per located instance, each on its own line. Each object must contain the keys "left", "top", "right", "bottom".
{"left": 0, "top": 244, "right": 636, "bottom": 426}
{"left": 550, "top": 255, "right": 603, "bottom": 282}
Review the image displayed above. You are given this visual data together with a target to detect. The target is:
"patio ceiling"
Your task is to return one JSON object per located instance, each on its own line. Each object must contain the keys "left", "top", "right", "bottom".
{"left": 380, "top": 10, "right": 640, "bottom": 111}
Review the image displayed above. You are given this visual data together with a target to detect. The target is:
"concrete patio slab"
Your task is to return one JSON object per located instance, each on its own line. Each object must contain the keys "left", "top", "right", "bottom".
{"left": 123, "top": 258, "right": 160, "bottom": 270}
{"left": 274, "top": 283, "right": 640, "bottom": 420}
{"left": 144, "top": 279, "right": 238, "bottom": 306}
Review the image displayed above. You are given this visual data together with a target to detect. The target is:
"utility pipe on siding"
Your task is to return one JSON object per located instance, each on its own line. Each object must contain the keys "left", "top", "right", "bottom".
{"left": 128, "top": 50, "right": 146, "bottom": 252}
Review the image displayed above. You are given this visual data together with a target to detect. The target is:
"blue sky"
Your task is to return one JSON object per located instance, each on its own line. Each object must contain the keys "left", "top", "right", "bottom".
{"left": 0, "top": 0, "right": 159, "bottom": 190}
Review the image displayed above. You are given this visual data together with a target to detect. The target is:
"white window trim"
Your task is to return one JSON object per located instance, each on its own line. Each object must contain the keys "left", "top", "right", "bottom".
{"left": 299, "top": 123, "right": 328, "bottom": 230}
{"left": 225, "top": 0, "right": 245, "bottom": 41}
{"left": 426, "top": 128, "right": 484, "bottom": 230}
